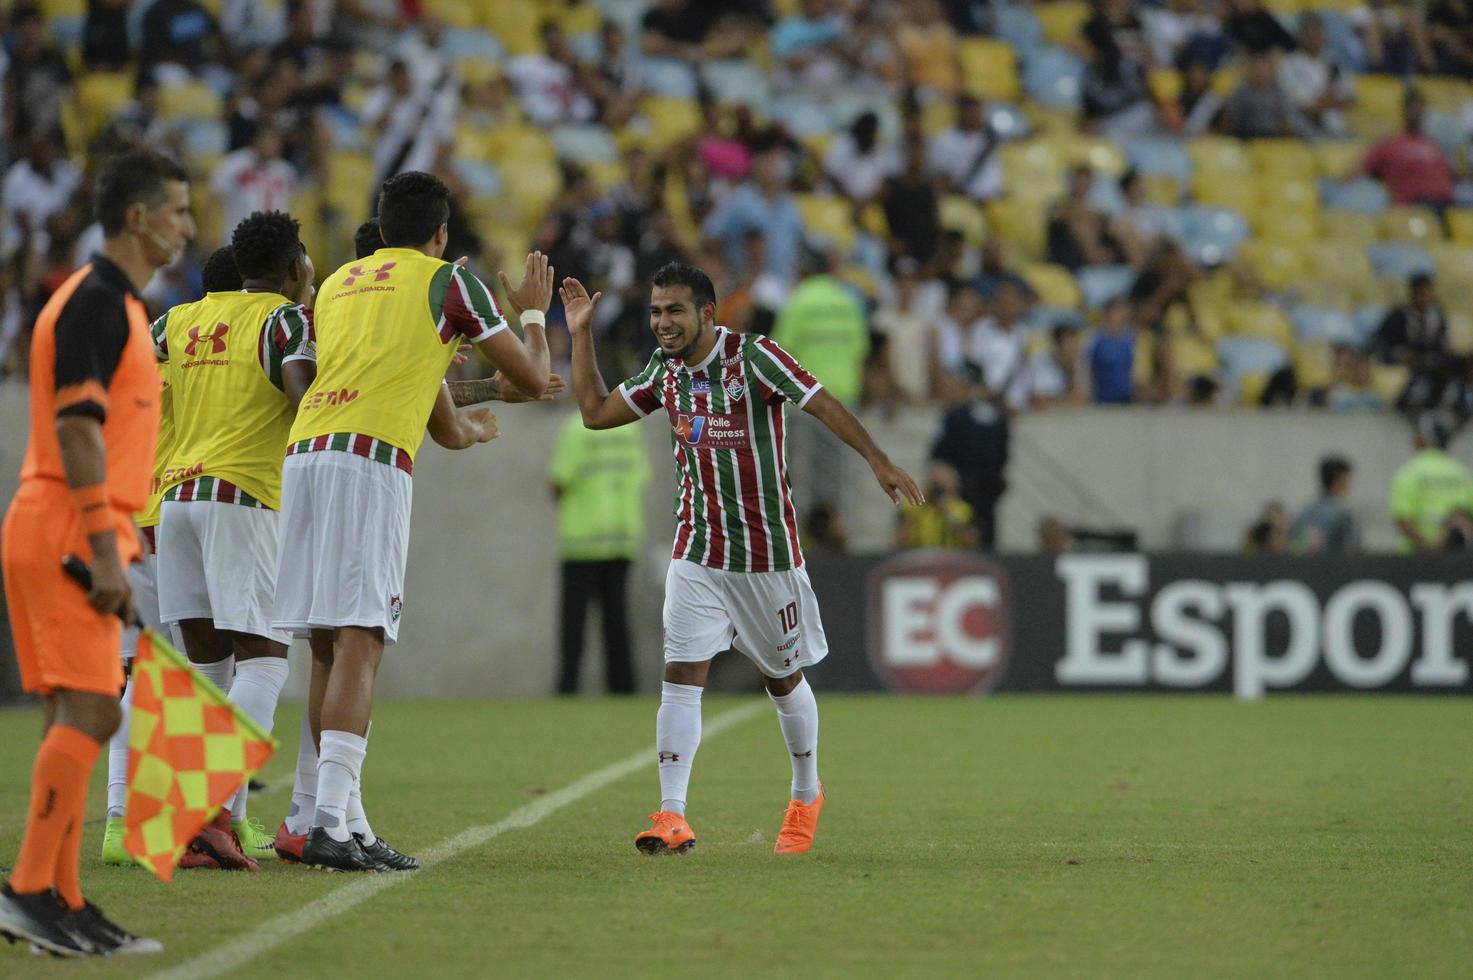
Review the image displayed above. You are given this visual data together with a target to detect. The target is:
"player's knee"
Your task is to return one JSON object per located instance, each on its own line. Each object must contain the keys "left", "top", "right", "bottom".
{"left": 664, "top": 660, "right": 709, "bottom": 687}
{"left": 764, "top": 669, "right": 803, "bottom": 697}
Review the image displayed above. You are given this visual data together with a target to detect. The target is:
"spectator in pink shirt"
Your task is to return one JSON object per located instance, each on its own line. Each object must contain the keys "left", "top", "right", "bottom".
{"left": 1360, "top": 90, "right": 1456, "bottom": 207}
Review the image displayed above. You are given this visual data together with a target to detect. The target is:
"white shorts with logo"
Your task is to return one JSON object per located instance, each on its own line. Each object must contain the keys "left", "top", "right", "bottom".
{"left": 663, "top": 559, "right": 828, "bottom": 678}
{"left": 122, "top": 549, "right": 186, "bottom": 661}
{"left": 272, "top": 451, "right": 412, "bottom": 644}
{"left": 157, "top": 501, "right": 291, "bottom": 644}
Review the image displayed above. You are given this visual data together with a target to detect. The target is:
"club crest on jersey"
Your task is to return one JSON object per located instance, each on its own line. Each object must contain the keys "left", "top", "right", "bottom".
{"left": 675, "top": 414, "right": 707, "bottom": 445}
{"left": 690, "top": 377, "right": 712, "bottom": 394}
{"left": 724, "top": 376, "right": 746, "bottom": 401}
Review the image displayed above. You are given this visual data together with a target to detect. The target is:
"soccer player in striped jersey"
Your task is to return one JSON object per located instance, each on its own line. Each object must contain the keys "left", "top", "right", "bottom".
{"left": 152, "top": 210, "right": 317, "bottom": 870}
{"left": 100, "top": 245, "right": 239, "bottom": 867}
{"left": 562, "top": 262, "right": 923, "bottom": 855}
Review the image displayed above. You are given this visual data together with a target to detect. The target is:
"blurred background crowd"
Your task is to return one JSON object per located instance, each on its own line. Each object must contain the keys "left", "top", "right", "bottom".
{"left": 4, "top": 0, "right": 1473, "bottom": 559}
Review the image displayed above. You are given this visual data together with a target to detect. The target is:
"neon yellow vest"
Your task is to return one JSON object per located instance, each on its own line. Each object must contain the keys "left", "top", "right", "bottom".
{"left": 160, "top": 290, "right": 299, "bottom": 509}
{"left": 290, "top": 248, "right": 459, "bottom": 462}
{"left": 135, "top": 365, "right": 174, "bottom": 529}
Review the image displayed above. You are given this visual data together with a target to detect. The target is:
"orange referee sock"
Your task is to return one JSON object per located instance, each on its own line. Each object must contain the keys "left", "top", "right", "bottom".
{"left": 10, "top": 724, "right": 101, "bottom": 907}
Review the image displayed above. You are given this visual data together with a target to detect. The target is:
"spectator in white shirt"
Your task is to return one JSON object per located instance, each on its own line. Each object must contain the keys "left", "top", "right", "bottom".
{"left": 0, "top": 136, "right": 82, "bottom": 265}
{"left": 873, "top": 255, "right": 947, "bottom": 402}
{"left": 360, "top": 58, "right": 458, "bottom": 186}
{"left": 209, "top": 126, "right": 300, "bottom": 239}
{"left": 927, "top": 95, "right": 1003, "bottom": 201}
{"left": 1113, "top": 169, "right": 1178, "bottom": 268}
{"left": 940, "top": 279, "right": 1031, "bottom": 404}
{"left": 1017, "top": 322, "right": 1091, "bottom": 407}
{"left": 824, "top": 111, "right": 900, "bottom": 204}
{"left": 1279, "top": 13, "right": 1355, "bottom": 136}
{"left": 504, "top": 20, "right": 598, "bottom": 127}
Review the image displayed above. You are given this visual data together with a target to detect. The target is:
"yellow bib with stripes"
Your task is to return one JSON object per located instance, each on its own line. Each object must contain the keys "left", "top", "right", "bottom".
{"left": 160, "top": 290, "right": 303, "bottom": 509}
{"left": 290, "top": 248, "right": 469, "bottom": 462}
{"left": 134, "top": 363, "right": 173, "bottom": 529}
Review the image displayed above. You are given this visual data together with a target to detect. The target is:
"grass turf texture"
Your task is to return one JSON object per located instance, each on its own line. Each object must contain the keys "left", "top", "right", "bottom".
{"left": 0, "top": 695, "right": 1469, "bottom": 978}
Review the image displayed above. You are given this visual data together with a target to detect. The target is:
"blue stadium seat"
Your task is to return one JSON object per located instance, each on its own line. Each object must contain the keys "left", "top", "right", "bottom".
{"left": 1077, "top": 265, "right": 1136, "bottom": 310}
{"left": 551, "top": 124, "right": 618, "bottom": 163}
{"left": 441, "top": 28, "right": 505, "bottom": 62}
{"left": 450, "top": 158, "right": 503, "bottom": 197}
{"left": 633, "top": 57, "right": 700, "bottom": 99}
{"left": 1319, "top": 12, "right": 1368, "bottom": 72}
{"left": 1319, "top": 178, "right": 1389, "bottom": 214}
{"left": 1352, "top": 305, "right": 1387, "bottom": 345}
{"left": 321, "top": 107, "right": 365, "bottom": 151}
{"left": 1367, "top": 242, "right": 1435, "bottom": 279}
{"left": 1424, "top": 108, "right": 1464, "bottom": 157}
{"left": 1022, "top": 46, "right": 1085, "bottom": 110}
{"left": 1455, "top": 181, "right": 1473, "bottom": 208}
{"left": 986, "top": 103, "right": 1032, "bottom": 141}
{"left": 1217, "top": 336, "right": 1289, "bottom": 381}
{"left": 1124, "top": 137, "right": 1193, "bottom": 182}
{"left": 1179, "top": 206, "right": 1250, "bottom": 265}
{"left": 766, "top": 97, "right": 835, "bottom": 137}
{"left": 701, "top": 59, "right": 771, "bottom": 106}
{"left": 994, "top": 4, "right": 1045, "bottom": 55}
{"left": 1028, "top": 305, "right": 1086, "bottom": 333}
{"left": 1289, "top": 305, "right": 1357, "bottom": 344}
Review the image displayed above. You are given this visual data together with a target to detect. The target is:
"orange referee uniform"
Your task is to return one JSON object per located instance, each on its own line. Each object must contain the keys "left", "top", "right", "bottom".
{"left": 1, "top": 255, "right": 157, "bottom": 911}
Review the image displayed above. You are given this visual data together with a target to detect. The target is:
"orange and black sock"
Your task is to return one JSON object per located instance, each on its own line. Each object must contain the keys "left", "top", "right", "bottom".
{"left": 9, "top": 724, "right": 101, "bottom": 907}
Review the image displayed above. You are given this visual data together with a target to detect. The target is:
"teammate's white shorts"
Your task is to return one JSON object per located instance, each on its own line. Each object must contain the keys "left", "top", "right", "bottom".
{"left": 157, "top": 501, "right": 291, "bottom": 644}
{"left": 121, "top": 550, "right": 160, "bottom": 661}
{"left": 663, "top": 559, "right": 828, "bottom": 678}
{"left": 272, "top": 451, "right": 412, "bottom": 644}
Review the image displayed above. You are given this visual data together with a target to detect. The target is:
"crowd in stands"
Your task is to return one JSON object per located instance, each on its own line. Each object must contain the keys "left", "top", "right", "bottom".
{"left": 7, "top": 0, "right": 1473, "bottom": 423}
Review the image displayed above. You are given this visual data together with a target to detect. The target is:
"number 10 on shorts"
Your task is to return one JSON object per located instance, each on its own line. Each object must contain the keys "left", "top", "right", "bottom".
{"left": 777, "top": 601, "right": 798, "bottom": 633}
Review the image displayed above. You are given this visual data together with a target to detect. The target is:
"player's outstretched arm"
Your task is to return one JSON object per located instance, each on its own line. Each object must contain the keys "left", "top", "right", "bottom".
{"left": 446, "top": 370, "right": 566, "bottom": 407}
{"left": 803, "top": 389, "right": 925, "bottom": 506}
{"left": 478, "top": 251, "right": 552, "bottom": 397}
{"left": 563, "top": 276, "right": 638, "bottom": 430}
{"left": 427, "top": 384, "right": 499, "bottom": 449}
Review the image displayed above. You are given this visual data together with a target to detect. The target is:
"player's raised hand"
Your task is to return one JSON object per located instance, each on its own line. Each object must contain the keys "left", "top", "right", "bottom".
{"left": 872, "top": 458, "right": 925, "bottom": 507}
{"left": 493, "top": 369, "right": 565, "bottom": 402}
{"left": 452, "top": 343, "right": 473, "bottom": 366}
{"left": 559, "top": 277, "right": 601, "bottom": 336}
{"left": 497, "top": 251, "right": 554, "bottom": 318}
{"left": 464, "top": 407, "right": 500, "bottom": 443}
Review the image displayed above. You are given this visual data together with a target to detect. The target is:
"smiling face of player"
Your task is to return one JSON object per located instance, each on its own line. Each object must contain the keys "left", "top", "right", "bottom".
{"left": 650, "top": 284, "right": 715, "bottom": 361}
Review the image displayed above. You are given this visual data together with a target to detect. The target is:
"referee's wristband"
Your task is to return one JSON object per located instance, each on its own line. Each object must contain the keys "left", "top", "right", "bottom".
{"left": 519, "top": 309, "right": 546, "bottom": 329}
{"left": 70, "top": 484, "right": 111, "bottom": 536}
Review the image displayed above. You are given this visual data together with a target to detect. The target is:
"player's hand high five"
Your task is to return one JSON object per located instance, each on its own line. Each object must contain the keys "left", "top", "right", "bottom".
{"left": 464, "top": 407, "right": 500, "bottom": 443}
{"left": 494, "top": 369, "right": 566, "bottom": 402}
{"left": 560, "top": 276, "right": 602, "bottom": 335}
{"left": 497, "top": 251, "right": 554, "bottom": 318}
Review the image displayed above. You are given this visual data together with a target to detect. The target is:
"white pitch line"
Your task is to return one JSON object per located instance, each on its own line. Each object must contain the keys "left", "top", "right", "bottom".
{"left": 152, "top": 700, "right": 767, "bottom": 980}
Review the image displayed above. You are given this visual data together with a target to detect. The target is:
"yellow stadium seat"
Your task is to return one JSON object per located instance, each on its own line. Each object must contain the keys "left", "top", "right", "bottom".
{"left": 859, "top": 203, "right": 888, "bottom": 238}
{"left": 290, "top": 189, "right": 327, "bottom": 270}
{"left": 74, "top": 72, "right": 133, "bottom": 144}
{"left": 1447, "top": 207, "right": 1473, "bottom": 245}
{"left": 1188, "top": 135, "right": 1252, "bottom": 174}
{"left": 483, "top": 123, "right": 555, "bottom": 165}
{"left": 1239, "top": 239, "right": 1307, "bottom": 292}
{"left": 939, "top": 195, "right": 987, "bottom": 248}
{"left": 1133, "top": 331, "right": 1156, "bottom": 387}
{"left": 1379, "top": 206, "right": 1444, "bottom": 243}
{"left": 794, "top": 194, "right": 856, "bottom": 252}
{"left": 1292, "top": 339, "right": 1335, "bottom": 390}
{"left": 639, "top": 96, "right": 702, "bottom": 150}
{"left": 1320, "top": 210, "right": 1378, "bottom": 245}
{"left": 1414, "top": 75, "right": 1471, "bottom": 111}
{"left": 486, "top": 1, "right": 541, "bottom": 54}
{"left": 1260, "top": 0, "right": 1303, "bottom": 13}
{"left": 1000, "top": 141, "right": 1064, "bottom": 203}
{"left": 1020, "top": 263, "right": 1082, "bottom": 308}
{"left": 1311, "top": 240, "right": 1374, "bottom": 284}
{"left": 1191, "top": 171, "right": 1256, "bottom": 212}
{"left": 1371, "top": 364, "right": 1410, "bottom": 402}
{"left": 1045, "top": 134, "right": 1127, "bottom": 177}
{"left": 1356, "top": 276, "right": 1409, "bottom": 306}
{"left": 585, "top": 160, "right": 628, "bottom": 191}
{"left": 159, "top": 80, "right": 222, "bottom": 120}
{"left": 1238, "top": 370, "right": 1271, "bottom": 405}
{"left": 1345, "top": 106, "right": 1399, "bottom": 141}
{"left": 1447, "top": 312, "right": 1473, "bottom": 354}
{"left": 1255, "top": 209, "right": 1319, "bottom": 244}
{"left": 985, "top": 198, "right": 1047, "bottom": 259}
{"left": 1172, "top": 335, "right": 1220, "bottom": 377}
{"left": 1226, "top": 301, "right": 1293, "bottom": 346}
{"left": 1314, "top": 140, "right": 1368, "bottom": 179}
{"left": 1037, "top": 1, "right": 1091, "bottom": 46}
{"left": 1187, "top": 272, "right": 1235, "bottom": 328}
{"left": 324, "top": 153, "right": 373, "bottom": 214}
{"left": 1428, "top": 242, "right": 1473, "bottom": 283}
{"left": 1148, "top": 68, "right": 1182, "bottom": 103}
{"left": 500, "top": 160, "right": 564, "bottom": 226}
{"left": 1143, "top": 174, "right": 1183, "bottom": 205}
{"left": 192, "top": 185, "right": 223, "bottom": 255}
{"left": 1294, "top": 278, "right": 1351, "bottom": 307}
{"left": 1355, "top": 74, "right": 1407, "bottom": 117}
{"left": 1256, "top": 178, "right": 1319, "bottom": 215}
{"left": 1211, "top": 66, "right": 1243, "bottom": 99}
{"left": 558, "top": 0, "right": 603, "bottom": 36}
{"left": 1249, "top": 139, "right": 1316, "bottom": 179}
{"left": 958, "top": 38, "right": 1020, "bottom": 102}
{"left": 921, "top": 100, "right": 955, "bottom": 136}
{"left": 1024, "top": 105, "right": 1079, "bottom": 134}
{"left": 424, "top": 0, "right": 478, "bottom": 27}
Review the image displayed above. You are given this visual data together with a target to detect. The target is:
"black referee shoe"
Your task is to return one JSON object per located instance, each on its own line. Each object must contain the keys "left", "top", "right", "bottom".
{"left": 302, "top": 828, "right": 379, "bottom": 872}
{"left": 0, "top": 886, "right": 98, "bottom": 958}
{"left": 72, "top": 901, "right": 163, "bottom": 956}
{"left": 355, "top": 834, "right": 419, "bottom": 872}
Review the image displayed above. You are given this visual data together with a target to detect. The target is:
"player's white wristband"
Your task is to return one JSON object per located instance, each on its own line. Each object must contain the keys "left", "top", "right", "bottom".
{"left": 519, "top": 310, "right": 546, "bottom": 328}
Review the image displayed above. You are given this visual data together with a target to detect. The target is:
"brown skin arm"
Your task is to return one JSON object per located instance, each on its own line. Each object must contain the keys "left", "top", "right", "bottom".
{"left": 426, "top": 385, "right": 499, "bottom": 450}
{"left": 563, "top": 278, "right": 640, "bottom": 429}
{"left": 802, "top": 389, "right": 925, "bottom": 506}
{"left": 446, "top": 371, "right": 566, "bottom": 407}
{"left": 56, "top": 415, "right": 131, "bottom": 617}
{"left": 282, "top": 359, "right": 316, "bottom": 412}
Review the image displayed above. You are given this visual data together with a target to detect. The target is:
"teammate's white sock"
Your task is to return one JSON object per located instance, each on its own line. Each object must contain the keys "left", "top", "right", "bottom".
{"left": 656, "top": 682, "right": 703, "bottom": 816}
{"left": 192, "top": 655, "right": 234, "bottom": 692}
{"left": 286, "top": 712, "right": 318, "bottom": 836}
{"left": 226, "top": 657, "right": 290, "bottom": 822}
{"left": 105, "top": 674, "right": 134, "bottom": 819}
{"left": 346, "top": 722, "right": 374, "bottom": 844}
{"left": 315, "top": 730, "right": 366, "bottom": 843}
{"left": 770, "top": 678, "right": 821, "bottom": 804}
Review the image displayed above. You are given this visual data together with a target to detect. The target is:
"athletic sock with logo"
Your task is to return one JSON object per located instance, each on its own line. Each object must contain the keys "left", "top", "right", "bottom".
{"left": 106, "top": 674, "right": 133, "bottom": 818}
{"left": 286, "top": 712, "right": 317, "bottom": 836}
{"left": 226, "top": 657, "right": 290, "bottom": 822}
{"left": 769, "top": 678, "right": 820, "bottom": 804}
{"left": 656, "top": 682, "right": 702, "bottom": 816}
{"left": 315, "top": 730, "right": 366, "bottom": 843}
{"left": 346, "top": 722, "right": 375, "bottom": 845}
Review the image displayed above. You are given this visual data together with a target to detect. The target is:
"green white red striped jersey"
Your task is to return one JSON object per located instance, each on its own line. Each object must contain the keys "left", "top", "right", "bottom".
{"left": 618, "top": 327, "right": 822, "bottom": 573}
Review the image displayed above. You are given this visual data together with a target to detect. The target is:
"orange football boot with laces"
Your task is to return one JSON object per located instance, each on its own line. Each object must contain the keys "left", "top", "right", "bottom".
{"left": 774, "top": 784, "right": 825, "bottom": 854}
{"left": 634, "top": 811, "right": 696, "bottom": 854}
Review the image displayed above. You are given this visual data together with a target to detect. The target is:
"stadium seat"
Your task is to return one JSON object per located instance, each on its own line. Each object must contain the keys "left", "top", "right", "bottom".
{"left": 701, "top": 59, "right": 771, "bottom": 106}
{"left": 483, "top": 122, "right": 556, "bottom": 165}
{"left": 159, "top": 80, "right": 222, "bottom": 121}
{"left": 424, "top": 0, "right": 478, "bottom": 27}
{"left": 1314, "top": 140, "right": 1367, "bottom": 179}
{"left": 634, "top": 57, "right": 700, "bottom": 99}
{"left": 324, "top": 153, "right": 373, "bottom": 215}
{"left": 639, "top": 96, "right": 702, "bottom": 149}
{"left": 1319, "top": 178, "right": 1389, "bottom": 214}
{"left": 1046, "top": 134, "right": 1127, "bottom": 177}
{"left": 1293, "top": 278, "right": 1350, "bottom": 307}
{"left": 1187, "top": 136, "right": 1252, "bottom": 175}
{"left": 1192, "top": 170, "right": 1256, "bottom": 212}
{"left": 1423, "top": 108, "right": 1466, "bottom": 161}
{"left": 180, "top": 120, "right": 230, "bottom": 174}
{"left": 1143, "top": 175, "right": 1184, "bottom": 206}
{"left": 74, "top": 72, "right": 133, "bottom": 142}
{"left": 959, "top": 38, "right": 1020, "bottom": 102}
{"left": 1021, "top": 263, "right": 1082, "bottom": 309}
{"left": 1027, "top": 304, "right": 1085, "bottom": 334}
{"left": 551, "top": 125, "right": 618, "bottom": 163}
{"left": 1447, "top": 207, "right": 1473, "bottom": 245}
{"left": 794, "top": 194, "right": 856, "bottom": 252}
{"left": 986, "top": 103, "right": 1032, "bottom": 140}
{"left": 450, "top": 158, "right": 503, "bottom": 197}
{"left": 1255, "top": 178, "right": 1319, "bottom": 217}
{"left": 1254, "top": 209, "right": 1318, "bottom": 245}
{"left": 1077, "top": 265, "right": 1135, "bottom": 309}
{"left": 1378, "top": 206, "right": 1444, "bottom": 244}
{"left": 1218, "top": 335, "right": 1290, "bottom": 383}
{"left": 486, "top": 1, "right": 540, "bottom": 54}
{"left": 1225, "top": 301, "right": 1294, "bottom": 346}
{"left": 1292, "top": 339, "right": 1335, "bottom": 390}
{"left": 1447, "top": 312, "right": 1473, "bottom": 354}
{"left": 1000, "top": 140, "right": 1064, "bottom": 203}
{"left": 1415, "top": 75, "right": 1472, "bottom": 111}
{"left": 1210, "top": 65, "right": 1243, "bottom": 98}
{"left": 1427, "top": 242, "right": 1473, "bottom": 284}
{"left": 1036, "top": 1, "right": 1091, "bottom": 46}
{"left": 1147, "top": 67, "right": 1182, "bottom": 104}
{"left": 939, "top": 195, "right": 987, "bottom": 248}
{"left": 1125, "top": 137, "right": 1193, "bottom": 182}
{"left": 1310, "top": 239, "right": 1374, "bottom": 286}
{"left": 1367, "top": 242, "right": 1436, "bottom": 279}
{"left": 993, "top": 3, "right": 1045, "bottom": 54}
{"left": 766, "top": 97, "right": 834, "bottom": 138}
{"left": 1179, "top": 206, "right": 1250, "bottom": 265}
{"left": 500, "top": 160, "right": 564, "bottom": 227}
{"left": 1354, "top": 74, "right": 1407, "bottom": 118}
{"left": 1359, "top": 276, "right": 1414, "bottom": 306}
{"left": 1022, "top": 46, "right": 1085, "bottom": 110}
{"left": 1249, "top": 139, "right": 1316, "bottom": 179}
{"left": 1290, "top": 305, "right": 1357, "bottom": 343}
{"left": 441, "top": 27, "right": 505, "bottom": 61}
{"left": 1352, "top": 305, "right": 1387, "bottom": 345}
{"left": 1025, "top": 104, "right": 1081, "bottom": 134}
{"left": 1320, "top": 209, "right": 1379, "bottom": 245}
{"left": 1240, "top": 239, "right": 1307, "bottom": 292}
{"left": 1172, "top": 334, "right": 1220, "bottom": 377}
{"left": 1371, "top": 363, "right": 1411, "bottom": 402}
{"left": 985, "top": 198, "right": 1047, "bottom": 259}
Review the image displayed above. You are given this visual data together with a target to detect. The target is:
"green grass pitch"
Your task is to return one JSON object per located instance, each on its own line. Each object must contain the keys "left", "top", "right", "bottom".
{"left": 1, "top": 695, "right": 1469, "bottom": 977}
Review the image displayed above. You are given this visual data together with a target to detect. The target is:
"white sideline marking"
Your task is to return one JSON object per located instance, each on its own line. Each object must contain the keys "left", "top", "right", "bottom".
{"left": 152, "top": 700, "right": 767, "bottom": 980}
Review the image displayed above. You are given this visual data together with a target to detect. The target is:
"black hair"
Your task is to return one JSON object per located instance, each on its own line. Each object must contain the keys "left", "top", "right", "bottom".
{"left": 354, "top": 217, "right": 383, "bottom": 259}
{"left": 94, "top": 150, "right": 188, "bottom": 235}
{"left": 1051, "top": 321, "right": 1080, "bottom": 343}
{"left": 230, "top": 209, "right": 303, "bottom": 279}
{"left": 650, "top": 261, "right": 717, "bottom": 310}
{"left": 1318, "top": 455, "right": 1352, "bottom": 494}
{"left": 200, "top": 245, "right": 243, "bottom": 293}
{"left": 1410, "top": 272, "right": 1434, "bottom": 290}
{"left": 377, "top": 170, "right": 449, "bottom": 247}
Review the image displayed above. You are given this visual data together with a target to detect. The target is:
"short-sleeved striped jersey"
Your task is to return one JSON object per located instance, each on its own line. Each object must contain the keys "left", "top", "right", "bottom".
{"left": 618, "top": 327, "right": 822, "bottom": 573}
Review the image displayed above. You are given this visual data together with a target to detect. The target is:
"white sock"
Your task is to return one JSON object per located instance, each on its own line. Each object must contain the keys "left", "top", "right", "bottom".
{"left": 286, "top": 711, "right": 318, "bottom": 836}
{"left": 225, "top": 657, "right": 290, "bottom": 822}
{"left": 315, "top": 730, "right": 367, "bottom": 842}
{"left": 346, "top": 722, "right": 374, "bottom": 844}
{"left": 106, "top": 674, "right": 133, "bottom": 819}
{"left": 192, "top": 655, "right": 234, "bottom": 693}
{"left": 770, "top": 678, "right": 821, "bottom": 804}
{"left": 656, "top": 682, "right": 702, "bottom": 816}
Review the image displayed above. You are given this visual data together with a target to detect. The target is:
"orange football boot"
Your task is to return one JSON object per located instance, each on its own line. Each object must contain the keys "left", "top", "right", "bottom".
{"left": 634, "top": 811, "right": 696, "bottom": 855}
{"left": 774, "top": 784, "right": 825, "bottom": 854}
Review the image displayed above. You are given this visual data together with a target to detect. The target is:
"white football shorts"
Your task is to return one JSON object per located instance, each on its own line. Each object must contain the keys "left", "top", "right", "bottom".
{"left": 272, "top": 450, "right": 412, "bottom": 644}
{"left": 157, "top": 500, "right": 291, "bottom": 644}
{"left": 662, "top": 558, "right": 828, "bottom": 678}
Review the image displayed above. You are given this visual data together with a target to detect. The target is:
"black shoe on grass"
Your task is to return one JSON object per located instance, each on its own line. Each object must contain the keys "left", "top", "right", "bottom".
{"left": 302, "top": 828, "right": 379, "bottom": 872}
{"left": 72, "top": 901, "right": 163, "bottom": 956}
{"left": 355, "top": 834, "right": 419, "bottom": 872}
{"left": 0, "top": 886, "right": 98, "bottom": 958}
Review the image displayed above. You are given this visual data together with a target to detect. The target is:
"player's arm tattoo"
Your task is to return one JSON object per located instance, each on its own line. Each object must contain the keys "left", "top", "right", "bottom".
{"left": 446, "top": 377, "right": 502, "bottom": 407}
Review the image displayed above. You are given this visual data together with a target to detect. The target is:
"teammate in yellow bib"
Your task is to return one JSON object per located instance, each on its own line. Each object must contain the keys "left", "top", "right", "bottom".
{"left": 273, "top": 171, "right": 551, "bottom": 872}
{"left": 154, "top": 212, "right": 317, "bottom": 868}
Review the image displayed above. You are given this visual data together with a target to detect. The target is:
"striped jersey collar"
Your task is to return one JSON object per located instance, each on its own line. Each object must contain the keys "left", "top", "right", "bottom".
{"left": 668, "top": 326, "right": 728, "bottom": 374}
